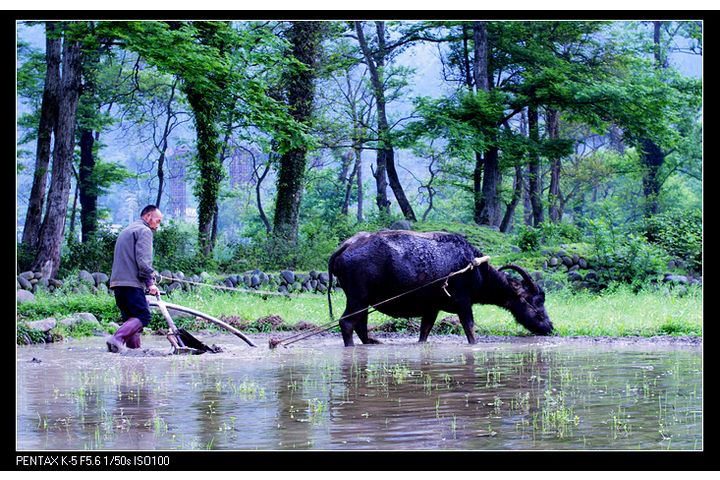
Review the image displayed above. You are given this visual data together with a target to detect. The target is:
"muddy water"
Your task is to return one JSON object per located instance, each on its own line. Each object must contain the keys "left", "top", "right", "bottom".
{"left": 17, "top": 333, "right": 702, "bottom": 451}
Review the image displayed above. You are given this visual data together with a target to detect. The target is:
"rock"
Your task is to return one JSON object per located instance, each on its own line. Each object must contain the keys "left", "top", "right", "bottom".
{"left": 159, "top": 270, "right": 173, "bottom": 285}
{"left": 391, "top": 220, "right": 413, "bottom": 230}
{"left": 548, "top": 257, "right": 558, "bottom": 267}
{"left": 568, "top": 271, "right": 583, "bottom": 282}
{"left": 584, "top": 271, "right": 599, "bottom": 282}
{"left": 93, "top": 272, "right": 109, "bottom": 286}
{"left": 562, "top": 256, "right": 573, "bottom": 267}
{"left": 281, "top": 270, "right": 295, "bottom": 285}
{"left": 250, "top": 274, "right": 261, "bottom": 288}
{"left": 663, "top": 274, "right": 688, "bottom": 284}
{"left": 318, "top": 272, "right": 330, "bottom": 285}
{"left": 309, "top": 269, "right": 319, "bottom": 280}
{"left": 26, "top": 318, "right": 56, "bottom": 332}
{"left": 578, "top": 258, "right": 588, "bottom": 269}
{"left": 538, "top": 279, "right": 564, "bottom": 292}
{"left": 78, "top": 270, "right": 95, "bottom": 287}
{"left": 73, "top": 313, "right": 100, "bottom": 326}
{"left": 17, "top": 275, "right": 33, "bottom": 291}
{"left": 17, "top": 289, "right": 35, "bottom": 303}
{"left": 19, "top": 271, "right": 35, "bottom": 281}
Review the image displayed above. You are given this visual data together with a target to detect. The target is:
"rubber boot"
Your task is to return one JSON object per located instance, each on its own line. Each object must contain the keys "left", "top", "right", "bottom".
{"left": 125, "top": 332, "right": 142, "bottom": 349}
{"left": 107, "top": 318, "right": 144, "bottom": 353}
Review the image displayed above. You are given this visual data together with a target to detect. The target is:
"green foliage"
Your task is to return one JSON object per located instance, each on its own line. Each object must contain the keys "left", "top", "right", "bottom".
{"left": 227, "top": 214, "right": 390, "bottom": 272}
{"left": 16, "top": 322, "right": 46, "bottom": 345}
{"left": 16, "top": 242, "right": 37, "bottom": 273}
{"left": 152, "top": 221, "right": 204, "bottom": 273}
{"left": 17, "top": 290, "right": 121, "bottom": 324}
{"left": 635, "top": 209, "right": 702, "bottom": 272}
{"left": 586, "top": 216, "right": 667, "bottom": 288}
{"left": 515, "top": 225, "right": 542, "bottom": 252}
{"left": 60, "top": 227, "right": 117, "bottom": 277}
{"left": 514, "top": 222, "right": 583, "bottom": 252}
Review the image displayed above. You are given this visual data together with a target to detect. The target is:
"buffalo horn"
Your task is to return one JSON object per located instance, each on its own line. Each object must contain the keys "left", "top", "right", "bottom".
{"left": 498, "top": 264, "right": 539, "bottom": 293}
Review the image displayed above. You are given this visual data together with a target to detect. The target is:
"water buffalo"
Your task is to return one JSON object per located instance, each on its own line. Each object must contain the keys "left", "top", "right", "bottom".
{"left": 328, "top": 230, "right": 553, "bottom": 346}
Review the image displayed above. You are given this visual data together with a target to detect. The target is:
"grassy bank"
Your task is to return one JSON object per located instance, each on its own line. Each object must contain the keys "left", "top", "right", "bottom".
{"left": 17, "top": 283, "right": 702, "bottom": 343}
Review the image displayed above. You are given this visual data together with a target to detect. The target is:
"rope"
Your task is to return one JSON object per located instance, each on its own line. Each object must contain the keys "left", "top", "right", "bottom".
{"left": 157, "top": 256, "right": 491, "bottom": 349}
{"left": 270, "top": 255, "right": 490, "bottom": 348}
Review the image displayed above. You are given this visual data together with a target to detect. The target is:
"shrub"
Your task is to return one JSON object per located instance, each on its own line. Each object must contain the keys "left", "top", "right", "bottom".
{"left": 60, "top": 227, "right": 118, "bottom": 277}
{"left": 514, "top": 222, "right": 582, "bottom": 252}
{"left": 515, "top": 225, "right": 542, "bottom": 252}
{"left": 636, "top": 209, "right": 702, "bottom": 273}
{"left": 587, "top": 217, "right": 667, "bottom": 288}
{"left": 153, "top": 221, "right": 208, "bottom": 273}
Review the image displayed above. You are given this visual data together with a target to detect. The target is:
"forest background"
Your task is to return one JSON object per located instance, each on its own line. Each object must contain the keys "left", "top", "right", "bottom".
{"left": 16, "top": 19, "right": 702, "bottom": 286}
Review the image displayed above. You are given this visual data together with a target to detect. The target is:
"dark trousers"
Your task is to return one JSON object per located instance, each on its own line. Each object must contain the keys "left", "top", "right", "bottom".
{"left": 113, "top": 287, "right": 153, "bottom": 327}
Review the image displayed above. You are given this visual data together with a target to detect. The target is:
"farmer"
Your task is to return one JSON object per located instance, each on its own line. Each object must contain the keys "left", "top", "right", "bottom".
{"left": 106, "top": 205, "right": 162, "bottom": 353}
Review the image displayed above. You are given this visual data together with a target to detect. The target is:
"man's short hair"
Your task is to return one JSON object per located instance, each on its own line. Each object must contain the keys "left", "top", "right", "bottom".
{"left": 141, "top": 205, "right": 159, "bottom": 217}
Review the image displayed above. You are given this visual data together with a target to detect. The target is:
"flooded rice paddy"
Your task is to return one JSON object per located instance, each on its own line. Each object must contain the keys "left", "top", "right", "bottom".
{"left": 17, "top": 333, "right": 702, "bottom": 451}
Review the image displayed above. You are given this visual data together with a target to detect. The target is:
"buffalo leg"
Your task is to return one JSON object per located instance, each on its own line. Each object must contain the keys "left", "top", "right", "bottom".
{"left": 339, "top": 304, "right": 368, "bottom": 347}
{"left": 457, "top": 305, "right": 477, "bottom": 344}
{"left": 418, "top": 310, "right": 439, "bottom": 342}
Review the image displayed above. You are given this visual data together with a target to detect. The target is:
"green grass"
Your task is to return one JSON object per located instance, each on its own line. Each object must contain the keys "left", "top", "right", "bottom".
{"left": 19, "top": 282, "right": 701, "bottom": 342}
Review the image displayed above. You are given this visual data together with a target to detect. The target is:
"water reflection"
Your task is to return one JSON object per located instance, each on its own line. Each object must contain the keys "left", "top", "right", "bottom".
{"left": 17, "top": 336, "right": 701, "bottom": 450}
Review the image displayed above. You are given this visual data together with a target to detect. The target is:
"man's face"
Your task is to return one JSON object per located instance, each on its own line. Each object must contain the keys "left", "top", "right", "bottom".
{"left": 143, "top": 210, "right": 163, "bottom": 231}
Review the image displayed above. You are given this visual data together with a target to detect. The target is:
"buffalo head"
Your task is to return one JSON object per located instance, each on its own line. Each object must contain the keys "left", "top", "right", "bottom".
{"left": 497, "top": 264, "right": 553, "bottom": 335}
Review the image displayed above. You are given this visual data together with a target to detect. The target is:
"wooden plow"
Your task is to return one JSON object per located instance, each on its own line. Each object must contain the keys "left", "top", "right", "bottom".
{"left": 148, "top": 293, "right": 258, "bottom": 354}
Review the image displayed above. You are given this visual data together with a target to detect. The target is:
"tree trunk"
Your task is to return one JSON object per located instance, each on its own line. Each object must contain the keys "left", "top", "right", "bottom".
{"left": 22, "top": 21, "right": 61, "bottom": 248}
{"left": 472, "top": 21, "right": 501, "bottom": 227}
{"left": 636, "top": 21, "right": 669, "bottom": 217}
{"left": 32, "top": 25, "right": 83, "bottom": 278}
{"left": 78, "top": 129, "right": 97, "bottom": 241}
{"left": 155, "top": 79, "right": 179, "bottom": 208}
{"left": 355, "top": 145, "right": 364, "bottom": 222}
{"left": 473, "top": 22, "right": 489, "bottom": 92}
{"left": 500, "top": 164, "right": 523, "bottom": 233}
{"left": 355, "top": 21, "right": 416, "bottom": 221}
{"left": 546, "top": 108, "right": 562, "bottom": 223}
{"left": 639, "top": 138, "right": 664, "bottom": 216}
{"left": 527, "top": 105, "right": 544, "bottom": 227}
{"left": 477, "top": 147, "right": 500, "bottom": 226}
{"left": 273, "top": 21, "right": 323, "bottom": 241}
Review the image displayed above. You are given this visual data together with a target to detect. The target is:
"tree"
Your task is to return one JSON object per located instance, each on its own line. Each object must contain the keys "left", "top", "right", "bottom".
{"left": 637, "top": 21, "right": 702, "bottom": 216}
{"left": 272, "top": 21, "right": 324, "bottom": 242}
{"left": 354, "top": 21, "right": 416, "bottom": 221}
{"left": 32, "top": 22, "right": 85, "bottom": 277}
{"left": 21, "top": 21, "right": 61, "bottom": 248}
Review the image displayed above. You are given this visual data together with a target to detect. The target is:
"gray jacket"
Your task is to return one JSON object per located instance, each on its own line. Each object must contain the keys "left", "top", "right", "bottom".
{"left": 109, "top": 218, "right": 156, "bottom": 290}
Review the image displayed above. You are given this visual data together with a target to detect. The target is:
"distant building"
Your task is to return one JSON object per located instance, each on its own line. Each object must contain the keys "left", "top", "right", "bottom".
{"left": 167, "top": 148, "right": 190, "bottom": 220}
{"left": 226, "top": 143, "right": 267, "bottom": 189}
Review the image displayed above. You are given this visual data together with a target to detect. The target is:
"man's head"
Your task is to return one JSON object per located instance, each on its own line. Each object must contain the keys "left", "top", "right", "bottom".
{"left": 140, "top": 205, "right": 163, "bottom": 231}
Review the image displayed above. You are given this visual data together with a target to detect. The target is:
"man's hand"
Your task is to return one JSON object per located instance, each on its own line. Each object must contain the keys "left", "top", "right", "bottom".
{"left": 147, "top": 284, "right": 160, "bottom": 296}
